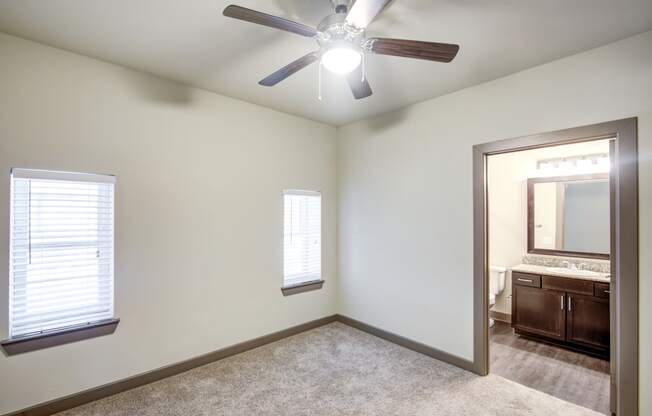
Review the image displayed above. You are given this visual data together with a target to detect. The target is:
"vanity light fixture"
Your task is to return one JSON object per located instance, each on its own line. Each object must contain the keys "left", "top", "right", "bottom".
{"left": 536, "top": 153, "right": 609, "bottom": 176}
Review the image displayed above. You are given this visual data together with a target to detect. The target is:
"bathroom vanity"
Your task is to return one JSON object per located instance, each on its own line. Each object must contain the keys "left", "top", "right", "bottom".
{"left": 510, "top": 264, "right": 610, "bottom": 358}
{"left": 505, "top": 173, "right": 612, "bottom": 359}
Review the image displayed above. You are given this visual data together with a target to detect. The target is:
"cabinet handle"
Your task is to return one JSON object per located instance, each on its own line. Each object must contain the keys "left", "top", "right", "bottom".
{"left": 568, "top": 296, "right": 572, "bottom": 312}
{"left": 561, "top": 295, "right": 564, "bottom": 310}
{"left": 517, "top": 278, "right": 533, "bottom": 283}
{"left": 605, "top": 290, "right": 611, "bottom": 294}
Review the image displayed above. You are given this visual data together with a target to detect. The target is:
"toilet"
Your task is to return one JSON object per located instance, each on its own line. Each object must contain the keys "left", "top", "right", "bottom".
{"left": 489, "top": 265, "right": 507, "bottom": 327}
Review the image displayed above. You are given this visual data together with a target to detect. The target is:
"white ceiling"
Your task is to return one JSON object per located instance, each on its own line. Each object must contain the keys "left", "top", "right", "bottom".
{"left": 0, "top": 0, "right": 651, "bottom": 126}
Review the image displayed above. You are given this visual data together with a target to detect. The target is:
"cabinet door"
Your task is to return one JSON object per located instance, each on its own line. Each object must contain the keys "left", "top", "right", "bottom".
{"left": 513, "top": 285, "right": 566, "bottom": 340}
{"left": 566, "top": 293, "right": 610, "bottom": 350}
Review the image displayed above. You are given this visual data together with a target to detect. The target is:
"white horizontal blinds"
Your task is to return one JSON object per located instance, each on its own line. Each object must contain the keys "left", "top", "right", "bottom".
{"left": 283, "top": 190, "right": 321, "bottom": 286}
{"left": 9, "top": 169, "right": 115, "bottom": 338}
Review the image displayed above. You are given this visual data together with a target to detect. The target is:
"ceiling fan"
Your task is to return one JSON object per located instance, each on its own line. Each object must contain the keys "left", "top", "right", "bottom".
{"left": 223, "top": 0, "right": 459, "bottom": 99}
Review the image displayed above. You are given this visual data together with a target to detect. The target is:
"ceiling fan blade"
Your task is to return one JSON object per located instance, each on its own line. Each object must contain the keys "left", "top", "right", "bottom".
{"left": 223, "top": 5, "right": 317, "bottom": 37}
{"left": 345, "top": 0, "right": 393, "bottom": 29}
{"left": 259, "top": 52, "right": 320, "bottom": 86}
{"left": 368, "top": 38, "right": 460, "bottom": 62}
{"left": 346, "top": 67, "right": 373, "bottom": 99}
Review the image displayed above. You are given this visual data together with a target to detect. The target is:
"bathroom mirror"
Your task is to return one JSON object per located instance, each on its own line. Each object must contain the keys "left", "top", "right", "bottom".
{"left": 527, "top": 173, "right": 610, "bottom": 259}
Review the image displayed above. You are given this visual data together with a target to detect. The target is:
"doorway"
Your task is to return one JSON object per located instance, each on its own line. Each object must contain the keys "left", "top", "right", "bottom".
{"left": 488, "top": 140, "right": 612, "bottom": 413}
{"left": 472, "top": 118, "right": 638, "bottom": 416}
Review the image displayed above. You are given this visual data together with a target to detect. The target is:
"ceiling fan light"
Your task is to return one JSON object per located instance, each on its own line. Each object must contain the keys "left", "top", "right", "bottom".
{"left": 321, "top": 47, "right": 362, "bottom": 74}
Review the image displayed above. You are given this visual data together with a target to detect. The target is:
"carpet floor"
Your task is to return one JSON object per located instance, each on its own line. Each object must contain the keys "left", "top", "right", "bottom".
{"left": 57, "top": 322, "right": 601, "bottom": 416}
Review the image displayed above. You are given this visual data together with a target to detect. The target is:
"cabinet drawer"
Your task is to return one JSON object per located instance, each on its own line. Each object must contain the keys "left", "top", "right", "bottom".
{"left": 542, "top": 275, "right": 594, "bottom": 296}
{"left": 594, "top": 282, "right": 611, "bottom": 299}
{"left": 512, "top": 272, "right": 541, "bottom": 288}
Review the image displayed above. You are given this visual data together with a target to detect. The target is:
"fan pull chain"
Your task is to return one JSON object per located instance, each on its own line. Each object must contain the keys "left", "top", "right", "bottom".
{"left": 318, "top": 60, "right": 323, "bottom": 101}
{"left": 361, "top": 53, "right": 366, "bottom": 82}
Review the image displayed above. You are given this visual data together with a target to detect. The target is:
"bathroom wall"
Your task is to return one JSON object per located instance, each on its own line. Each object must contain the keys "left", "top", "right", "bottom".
{"left": 487, "top": 140, "right": 610, "bottom": 315}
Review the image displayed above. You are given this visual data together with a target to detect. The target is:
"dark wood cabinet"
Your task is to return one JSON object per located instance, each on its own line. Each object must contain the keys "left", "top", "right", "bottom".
{"left": 566, "top": 294, "right": 610, "bottom": 350}
{"left": 511, "top": 272, "right": 610, "bottom": 357}
{"left": 513, "top": 285, "right": 566, "bottom": 340}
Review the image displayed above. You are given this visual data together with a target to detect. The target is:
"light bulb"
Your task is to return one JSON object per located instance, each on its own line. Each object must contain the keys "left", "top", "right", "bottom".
{"left": 321, "top": 47, "right": 362, "bottom": 74}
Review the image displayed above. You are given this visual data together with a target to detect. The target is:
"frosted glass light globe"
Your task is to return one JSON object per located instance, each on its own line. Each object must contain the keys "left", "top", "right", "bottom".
{"left": 321, "top": 47, "right": 362, "bottom": 74}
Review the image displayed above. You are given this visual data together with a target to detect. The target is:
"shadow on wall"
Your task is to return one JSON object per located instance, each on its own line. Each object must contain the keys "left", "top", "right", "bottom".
{"left": 357, "top": 106, "right": 411, "bottom": 133}
{"left": 120, "top": 70, "right": 196, "bottom": 105}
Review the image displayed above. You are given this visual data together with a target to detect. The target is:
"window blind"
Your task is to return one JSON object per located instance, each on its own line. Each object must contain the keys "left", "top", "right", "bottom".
{"left": 283, "top": 190, "right": 321, "bottom": 286}
{"left": 9, "top": 169, "right": 115, "bottom": 338}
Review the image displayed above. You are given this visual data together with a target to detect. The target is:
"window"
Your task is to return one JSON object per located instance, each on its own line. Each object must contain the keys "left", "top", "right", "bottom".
{"left": 283, "top": 190, "right": 321, "bottom": 289}
{"left": 8, "top": 169, "right": 115, "bottom": 339}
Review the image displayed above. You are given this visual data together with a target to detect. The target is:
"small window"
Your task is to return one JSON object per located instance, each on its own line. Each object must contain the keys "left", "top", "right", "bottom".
{"left": 283, "top": 190, "right": 321, "bottom": 288}
{"left": 8, "top": 169, "right": 115, "bottom": 339}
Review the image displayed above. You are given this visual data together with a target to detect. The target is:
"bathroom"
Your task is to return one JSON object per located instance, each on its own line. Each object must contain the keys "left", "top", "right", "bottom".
{"left": 487, "top": 139, "right": 611, "bottom": 415}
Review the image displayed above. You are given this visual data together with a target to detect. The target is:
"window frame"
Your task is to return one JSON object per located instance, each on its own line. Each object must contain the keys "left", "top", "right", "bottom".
{"left": 281, "top": 190, "right": 324, "bottom": 296}
{"left": 2, "top": 168, "right": 119, "bottom": 355}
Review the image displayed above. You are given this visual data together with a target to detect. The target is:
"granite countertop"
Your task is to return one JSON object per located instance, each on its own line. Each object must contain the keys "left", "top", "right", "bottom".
{"left": 510, "top": 263, "right": 610, "bottom": 283}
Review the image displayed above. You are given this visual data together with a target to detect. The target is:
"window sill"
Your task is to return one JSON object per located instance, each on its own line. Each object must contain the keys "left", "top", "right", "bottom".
{"left": 281, "top": 279, "right": 324, "bottom": 296}
{"left": 1, "top": 318, "right": 120, "bottom": 356}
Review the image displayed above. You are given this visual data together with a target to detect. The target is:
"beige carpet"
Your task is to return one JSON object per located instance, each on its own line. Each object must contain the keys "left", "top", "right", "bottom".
{"left": 57, "top": 322, "right": 600, "bottom": 415}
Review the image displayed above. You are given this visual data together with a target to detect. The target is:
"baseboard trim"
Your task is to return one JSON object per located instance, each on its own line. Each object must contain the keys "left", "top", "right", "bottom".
{"left": 489, "top": 310, "right": 512, "bottom": 324}
{"left": 5, "top": 314, "right": 476, "bottom": 416}
{"left": 334, "top": 314, "right": 476, "bottom": 373}
{"left": 4, "top": 315, "right": 337, "bottom": 416}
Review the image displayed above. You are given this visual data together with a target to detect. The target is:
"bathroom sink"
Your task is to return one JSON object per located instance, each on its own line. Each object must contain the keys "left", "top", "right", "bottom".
{"left": 545, "top": 267, "right": 602, "bottom": 278}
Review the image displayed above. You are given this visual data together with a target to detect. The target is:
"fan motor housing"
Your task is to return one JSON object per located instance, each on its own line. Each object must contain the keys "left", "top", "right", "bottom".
{"left": 316, "top": 12, "right": 365, "bottom": 52}
{"left": 331, "top": 0, "right": 351, "bottom": 13}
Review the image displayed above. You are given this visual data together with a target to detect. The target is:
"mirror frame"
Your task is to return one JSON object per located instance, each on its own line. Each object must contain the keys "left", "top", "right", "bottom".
{"left": 527, "top": 173, "right": 610, "bottom": 259}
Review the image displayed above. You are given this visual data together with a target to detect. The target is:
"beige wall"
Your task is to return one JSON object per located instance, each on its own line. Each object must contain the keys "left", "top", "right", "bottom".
{"left": 0, "top": 33, "right": 338, "bottom": 414}
{"left": 337, "top": 30, "right": 652, "bottom": 413}
{"left": 487, "top": 140, "right": 610, "bottom": 315}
